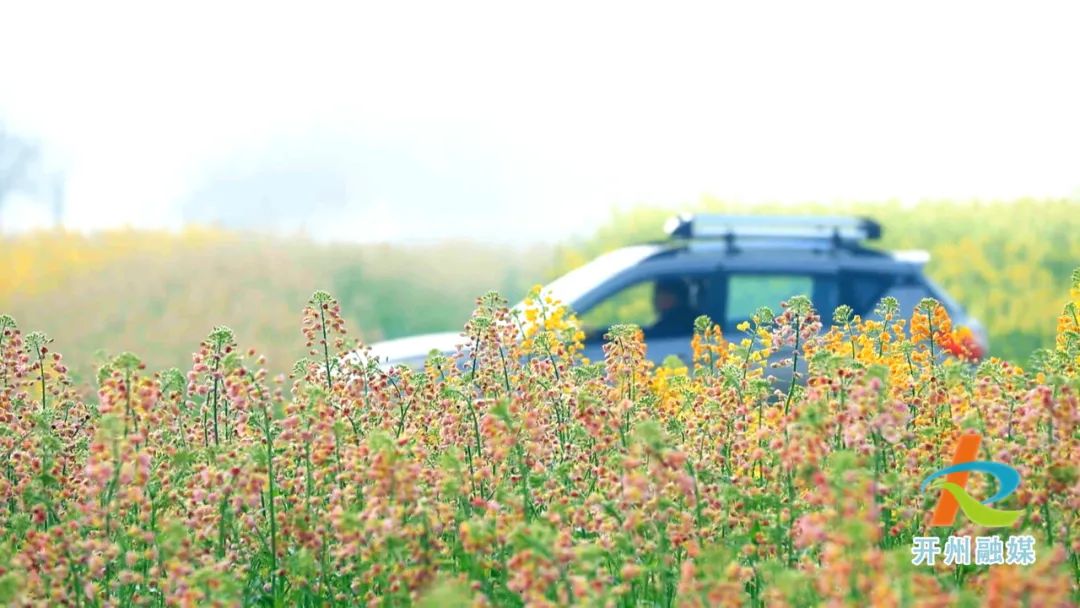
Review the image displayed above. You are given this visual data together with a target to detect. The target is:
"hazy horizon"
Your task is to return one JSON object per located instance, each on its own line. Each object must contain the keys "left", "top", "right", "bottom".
{"left": 2, "top": 1, "right": 1079, "bottom": 243}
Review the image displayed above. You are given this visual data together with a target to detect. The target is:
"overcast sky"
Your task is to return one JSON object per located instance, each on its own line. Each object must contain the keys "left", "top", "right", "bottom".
{"left": 1, "top": 1, "right": 1078, "bottom": 242}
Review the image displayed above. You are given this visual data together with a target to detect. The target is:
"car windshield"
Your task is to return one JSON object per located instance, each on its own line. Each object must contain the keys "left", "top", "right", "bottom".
{"left": 515, "top": 245, "right": 661, "bottom": 311}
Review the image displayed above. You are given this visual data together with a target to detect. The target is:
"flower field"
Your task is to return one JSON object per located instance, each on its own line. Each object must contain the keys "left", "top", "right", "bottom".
{"left": 0, "top": 269, "right": 1078, "bottom": 606}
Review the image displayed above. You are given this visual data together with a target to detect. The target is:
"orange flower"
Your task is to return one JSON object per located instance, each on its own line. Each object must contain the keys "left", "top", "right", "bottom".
{"left": 939, "top": 325, "right": 983, "bottom": 360}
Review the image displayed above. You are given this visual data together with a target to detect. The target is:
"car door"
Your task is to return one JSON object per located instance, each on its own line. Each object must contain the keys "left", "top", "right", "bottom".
{"left": 719, "top": 270, "right": 838, "bottom": 390}
{"left": 576, "top": 270, "right": 723, "bottom": 365}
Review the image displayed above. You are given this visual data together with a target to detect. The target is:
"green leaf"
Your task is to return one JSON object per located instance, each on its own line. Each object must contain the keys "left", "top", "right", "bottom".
{"left": 418, "top": 577, "right": 473, "bottom": 608}
{"left": 632, "top": 419, "right": 665, "bottom": 452}
{"left": 0, "top": 572, "right": 22, "bottom": 604}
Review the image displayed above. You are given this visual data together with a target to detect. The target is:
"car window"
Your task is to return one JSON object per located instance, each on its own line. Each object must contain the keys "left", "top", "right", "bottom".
{"left": 580, "top": 275, "right": 714, "bottom": 341}
{"left": 724, "top": 273, "right": 818, "bottom": 326}
{"left": 839, "top": 272, "right": 896, "bottom": 316}
{"left": 538, "top": 245, "right": 662, "bottom": 308}
{"left": 580, "top": 282, "right": 657, "bottom": 330}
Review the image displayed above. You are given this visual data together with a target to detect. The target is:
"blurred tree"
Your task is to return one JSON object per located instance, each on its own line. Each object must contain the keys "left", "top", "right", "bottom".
{"left": 0, "top": 123, "right": 40, "bottom": 231}
{"left": 47, "top": 172, "right": 65, "bottom": 228}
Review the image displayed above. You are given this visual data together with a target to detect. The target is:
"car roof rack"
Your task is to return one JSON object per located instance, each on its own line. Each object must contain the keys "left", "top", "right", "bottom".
{"left": 664, "top": 213, "right": 882, "bottom": 250}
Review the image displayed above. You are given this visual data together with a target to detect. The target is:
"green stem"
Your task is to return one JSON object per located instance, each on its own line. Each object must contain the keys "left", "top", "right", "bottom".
{"left": 319, "top": 305, "right": 334, "bottom": 397}
{"left": 37, "top": 349, "right": 48, "bottom": 413}
{"left": 252, "top": 382, "right": 279, "bottom": 601}
{"left": 465, "top": 395, "right": 484, "bottom": 463}
{"left": 739, "top": 338, "right": 756, "bottom": 399}
{"left": 395, "top": 398, "right": 411, "bottom": 438}
{"left": 784, "top": 316, "right": 802, "bottom": 416}
{"left": 124, "top": 369, "right": 137, "bottom": 437}
{"left": 211, "top": 352, "right": 221, "bottom": 446}
{"left": 927, "top": 313, "right": 937, "bottom": 383}
{"left": 0, "top": 331, "right": 8, "bottom": 388}
{"left": 217, "top": 496, "right": 228, "bottom": 558}
{"left": 516, "top": 443, "right": 531, "bottom": 521}
{"left": 333, "top": 431, "right": 345, "bottom": 494}
{"left": 470, "top": 332, "right": 481, "bottom": 379}
{"left": 498, "top": 345, "right": 512, "bottom": 394}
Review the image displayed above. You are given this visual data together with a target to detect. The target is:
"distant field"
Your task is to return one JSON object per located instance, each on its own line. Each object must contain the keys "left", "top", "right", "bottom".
{"left": 0, "top": 228, "right": 550, "bottom": 381}
{"left": 1, "top": 198, "right": 1076, "bottom": 382}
